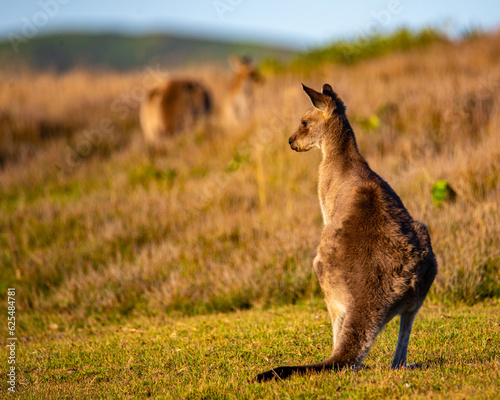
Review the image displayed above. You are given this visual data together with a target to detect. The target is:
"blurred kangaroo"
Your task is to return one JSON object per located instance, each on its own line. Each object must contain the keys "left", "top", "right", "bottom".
{"left": 222, "top": 56, "right": 261, "bottom": 125}
{"left": 140, "top": 79, "right": 212, "bottom": 144}
{"left": 255, "top": 84, "right": 437, "bottom": 382}
{"left": 140, "top": 56, "right": 260, "bottom": 144}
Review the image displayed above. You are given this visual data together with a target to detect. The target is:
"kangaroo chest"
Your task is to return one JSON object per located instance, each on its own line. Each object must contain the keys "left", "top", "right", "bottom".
{"left": 318, "top": 168, "right": 342, "bottom": 225}
{"left": 318, "top": 155, "right": 361, "bottom": 227}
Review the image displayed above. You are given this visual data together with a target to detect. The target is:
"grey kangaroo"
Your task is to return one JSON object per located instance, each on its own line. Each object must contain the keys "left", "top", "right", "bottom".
{"left": 255, "top": 84, "right": 437, "bottom": 382}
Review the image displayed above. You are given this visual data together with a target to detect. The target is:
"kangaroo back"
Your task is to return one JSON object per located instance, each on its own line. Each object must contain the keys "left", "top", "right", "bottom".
{"left": 140, "top": 79, "right": 212, "bottom": 143}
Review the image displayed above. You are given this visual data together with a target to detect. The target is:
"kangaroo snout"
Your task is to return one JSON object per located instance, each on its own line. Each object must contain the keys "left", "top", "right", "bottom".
{"left": 289, "top": 133, "right": 300, "bottom": 151}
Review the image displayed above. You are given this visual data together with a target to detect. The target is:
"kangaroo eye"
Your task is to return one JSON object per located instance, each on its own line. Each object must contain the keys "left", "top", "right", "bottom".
{"left": 301, "top": 120, "right": 309, "bottom": 128}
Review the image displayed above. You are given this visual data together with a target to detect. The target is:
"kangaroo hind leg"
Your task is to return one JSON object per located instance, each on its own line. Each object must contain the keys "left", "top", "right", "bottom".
{"left": 325, "top": 300, "right": 346, "bottom": 351}
{"left": 254, "top": 305, "right": 386, "bottom": 382}
{"left": 391, "top": 310, "right": 419, "bottom": 369}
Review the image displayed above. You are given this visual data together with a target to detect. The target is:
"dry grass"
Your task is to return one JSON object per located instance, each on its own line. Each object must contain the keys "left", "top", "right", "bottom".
{"left": 1, "top": 32, "right": 499, "bottom": 326}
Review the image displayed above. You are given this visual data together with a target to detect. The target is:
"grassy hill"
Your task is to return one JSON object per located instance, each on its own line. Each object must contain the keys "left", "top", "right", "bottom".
{"left": 0, "top": 32, "right": 295, "bottom": 72}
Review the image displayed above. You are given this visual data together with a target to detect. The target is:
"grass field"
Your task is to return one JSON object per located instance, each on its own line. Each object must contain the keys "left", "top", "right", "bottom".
{"left": 8, "top": 300, "right": 500, "bottom": 399}
{"left": 1, "top": 30, "right": 500, "bottom": 398}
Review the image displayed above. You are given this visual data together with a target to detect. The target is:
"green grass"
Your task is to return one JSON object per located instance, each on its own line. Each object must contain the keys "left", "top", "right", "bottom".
{"left": 3, "top": 299, "right": 499, "bottom": 399}
{"left": 260, "top": 28, "right": 446, "bottom": 74}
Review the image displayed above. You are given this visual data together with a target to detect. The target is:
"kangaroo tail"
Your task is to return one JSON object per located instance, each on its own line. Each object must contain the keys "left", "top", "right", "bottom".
{"left": 254, "top": 356, "right": 350, "bottom": 382}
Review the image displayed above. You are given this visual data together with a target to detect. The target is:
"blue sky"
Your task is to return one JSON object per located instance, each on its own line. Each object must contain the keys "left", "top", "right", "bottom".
{"left": 1, "top": 0, "right": 500, "bottom": 49}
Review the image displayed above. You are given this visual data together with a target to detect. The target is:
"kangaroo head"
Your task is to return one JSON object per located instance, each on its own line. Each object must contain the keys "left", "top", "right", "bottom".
{"left": 289, "top": 84, "right": 346, "bottom": 152}
{"left": 229, "top": 55, "right": 261, "bottom": 85}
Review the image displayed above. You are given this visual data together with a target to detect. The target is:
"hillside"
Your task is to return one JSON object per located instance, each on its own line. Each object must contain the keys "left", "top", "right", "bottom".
{"left": 0, "top": 32, "right": 295, "bottom": 72}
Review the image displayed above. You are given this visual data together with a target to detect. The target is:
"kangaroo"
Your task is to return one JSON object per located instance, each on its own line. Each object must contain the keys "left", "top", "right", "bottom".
{"left": 140, "top": 79, "right": 212, "bottom": 144}
{"left": 222, "top": 56, "right": 261, "bottom": 125}
{"left": 255, "top": 84, "right": 437, "bottom": 382}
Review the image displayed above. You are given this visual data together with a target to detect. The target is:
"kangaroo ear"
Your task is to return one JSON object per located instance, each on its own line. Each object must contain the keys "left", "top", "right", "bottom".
{"left": 229, "top": 55, "right": 254, "bottom": 71}
{"left": 322, "top": 84, "right": 335, "bottom": 96}
{"left": 302, "top": 84, "right": 334, "bottom": 114}
{"left": 321, "top": 83, "right": 346, "bottom": 114}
